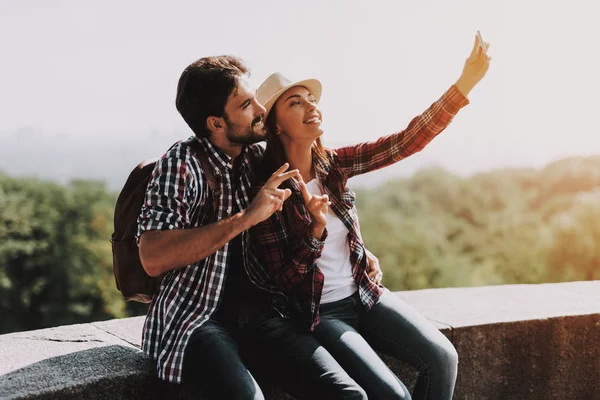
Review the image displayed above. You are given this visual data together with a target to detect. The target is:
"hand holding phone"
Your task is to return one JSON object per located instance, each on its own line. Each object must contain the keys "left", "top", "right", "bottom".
{"left": 455, "top": 30, "right": 492, "bottom": 96}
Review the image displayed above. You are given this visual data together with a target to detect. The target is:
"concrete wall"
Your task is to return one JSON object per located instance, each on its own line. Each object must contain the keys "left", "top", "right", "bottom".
{"left": 1, "top": 281, "right": 599, "bottom": 399}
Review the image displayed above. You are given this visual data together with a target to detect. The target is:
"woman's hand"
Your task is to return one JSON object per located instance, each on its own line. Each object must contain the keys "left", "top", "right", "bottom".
{"left": 365, "top": 248, "right": 383, "bottom": 285}
{"left": 298, "top": 178, "right": 331, "bottom": 239}
{"left": 455, "top": 31, "right": 492, "bottom": 97}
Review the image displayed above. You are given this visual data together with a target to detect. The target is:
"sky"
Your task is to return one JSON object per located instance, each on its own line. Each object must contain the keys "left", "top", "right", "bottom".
{"left": 0, "top": 0, "right": 599, "bottom": 188}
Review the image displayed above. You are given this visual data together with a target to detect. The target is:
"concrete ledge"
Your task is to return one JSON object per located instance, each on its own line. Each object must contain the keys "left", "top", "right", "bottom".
{"left": 1, "top": 281, "right": 599, "bottom": 399}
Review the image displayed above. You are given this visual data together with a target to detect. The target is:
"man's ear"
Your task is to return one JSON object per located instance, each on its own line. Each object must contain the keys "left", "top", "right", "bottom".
{"left": 206, "top": 116, "right": 225, "bottom": 133}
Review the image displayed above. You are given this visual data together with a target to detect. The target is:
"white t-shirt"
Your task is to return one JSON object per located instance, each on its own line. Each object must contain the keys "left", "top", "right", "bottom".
{"left": 306, "top": 178, "right": 358, "bottom": 304}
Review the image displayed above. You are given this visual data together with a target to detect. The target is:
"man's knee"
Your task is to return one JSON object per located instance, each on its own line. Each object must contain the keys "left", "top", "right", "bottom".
{"left": 183, "top": 322, "right": 264, "bottom": 399}
{"left": 189, "top": 370, "right": 265, "bottom": 400}
{"left": 226, "top": 378, "right": 265, "bottom": 400}
{"left": 340, "top": 384, "right": 368, "bottom": 400}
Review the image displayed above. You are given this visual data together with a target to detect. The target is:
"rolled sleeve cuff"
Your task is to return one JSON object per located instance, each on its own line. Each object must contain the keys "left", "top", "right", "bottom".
{"left": 136, "top": 209, "right": 184, "bottom": 244}
{"left": 301, "top": 228, "right": 328, "bottom": 254}
{"left": 443, "top": 85, "right": 471, "bottom": 114}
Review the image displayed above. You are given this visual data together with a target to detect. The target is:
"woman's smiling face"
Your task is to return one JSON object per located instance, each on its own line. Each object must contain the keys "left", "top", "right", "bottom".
{"left": 271, "top": 85, "right": 323, "bottom": 143}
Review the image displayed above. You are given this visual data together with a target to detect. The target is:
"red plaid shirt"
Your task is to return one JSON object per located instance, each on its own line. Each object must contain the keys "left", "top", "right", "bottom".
{"left": 249, "top": 85, "right": 469, "bottom": 330}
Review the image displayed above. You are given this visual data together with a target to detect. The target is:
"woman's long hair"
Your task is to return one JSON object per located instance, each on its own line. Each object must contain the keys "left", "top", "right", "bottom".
{"left": 261, "top": 107, "right": 330, "bottom": 236}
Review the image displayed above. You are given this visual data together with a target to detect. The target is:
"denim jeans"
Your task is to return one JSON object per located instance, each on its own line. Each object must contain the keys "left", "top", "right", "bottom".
{"left": 239, "top": 309, "right": 368, "bottom": 400}
{"left": 183, "top": 313, "right": 368, "bottom": 400}
{"left": 183, "top": 320, "right": 265, "bottom": 400}
{"left": 182, "top": 319, "right": 265, "bottom": 400}
{"left": 314, "top": 289, "right": 458, "bottom": 400}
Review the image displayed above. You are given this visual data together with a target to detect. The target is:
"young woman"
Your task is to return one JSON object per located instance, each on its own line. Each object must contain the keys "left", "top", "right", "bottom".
{"left": 248, "top": 33, "right": 491, "bottom": 400}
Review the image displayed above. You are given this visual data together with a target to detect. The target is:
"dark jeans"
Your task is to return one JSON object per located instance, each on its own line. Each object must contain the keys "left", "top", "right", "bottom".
{"left": 240, "top": 309, "right": 368, "bottom": 400}
{"left": 182, "top": 319, "right": 264, "bottom": 400}
{"left": 314, "top": 289, "right": 458, "bottom": 400}
{"left": 183, "top": 312, "right": 367, "bottom": 400}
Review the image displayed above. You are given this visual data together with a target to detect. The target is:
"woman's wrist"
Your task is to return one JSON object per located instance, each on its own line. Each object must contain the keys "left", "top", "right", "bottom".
{"left": 311, "top": 223, "right": 325, "bottom": 239}
{"left": 454, "top": 76, "right": 474, "bottom": 98}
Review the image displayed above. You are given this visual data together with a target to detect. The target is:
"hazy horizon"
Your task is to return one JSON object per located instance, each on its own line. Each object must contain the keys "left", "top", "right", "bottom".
{"left": 1, "top": 0, "right": 599, "bottom": 189}
{"left": 1, "top": 124, "right": 596, "bottom": 191}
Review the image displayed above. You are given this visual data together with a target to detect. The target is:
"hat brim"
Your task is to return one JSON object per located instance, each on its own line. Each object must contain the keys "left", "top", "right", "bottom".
{"left": 261, "top": 79, "right": 322, "bottom": 120}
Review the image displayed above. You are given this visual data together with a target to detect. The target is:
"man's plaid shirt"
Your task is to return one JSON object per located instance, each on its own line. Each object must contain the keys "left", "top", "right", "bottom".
{"left": 136, "top": 136, "right": 279, "bottom": 384}
{"left": 249, "top": 85, "right": 469, "bottom": 331}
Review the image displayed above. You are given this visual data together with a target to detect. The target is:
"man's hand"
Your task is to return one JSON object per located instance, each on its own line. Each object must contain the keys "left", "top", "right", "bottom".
{"left": 298, "top": 177, "right": 330, "bottom": 239}
{"left": 455, "top": 31, "right": 492, "bottom": 97}
{"left": 366, "top": 248, "right": 383, "bottom": 285}
{"left": 244, "top": 163, "right": 300, "bottom": 228}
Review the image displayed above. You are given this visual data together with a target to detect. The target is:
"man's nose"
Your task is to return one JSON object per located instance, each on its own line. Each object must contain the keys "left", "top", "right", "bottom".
{"left": 254, "top": 100, "right": 266, "bottom": 115}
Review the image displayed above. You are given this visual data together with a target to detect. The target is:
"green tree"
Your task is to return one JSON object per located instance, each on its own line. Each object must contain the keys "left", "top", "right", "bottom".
{"left": 0, "top": 173, "right": 145, "bottom": 334}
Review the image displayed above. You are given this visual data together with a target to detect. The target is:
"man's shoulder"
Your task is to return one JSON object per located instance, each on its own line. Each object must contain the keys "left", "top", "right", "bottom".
{"left": 147, "top": 139, "right": 201, "bottom": 187}
{"left": 162, "top": 139, "right": 194, "bottom": 160}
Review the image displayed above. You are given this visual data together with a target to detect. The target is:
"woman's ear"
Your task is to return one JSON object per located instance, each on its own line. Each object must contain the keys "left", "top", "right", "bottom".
{"left": 275, "top": 125, "right": 282, "bottom": 136}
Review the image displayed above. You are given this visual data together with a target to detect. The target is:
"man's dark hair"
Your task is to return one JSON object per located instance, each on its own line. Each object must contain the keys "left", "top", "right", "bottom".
{"left": 175, "top": 55, "right": 249, "bottom": 138}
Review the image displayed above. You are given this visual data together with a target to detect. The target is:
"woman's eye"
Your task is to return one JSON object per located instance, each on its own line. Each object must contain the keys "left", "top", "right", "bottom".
{"left": 291, "top": 101, "right": 300, "bottom": 106}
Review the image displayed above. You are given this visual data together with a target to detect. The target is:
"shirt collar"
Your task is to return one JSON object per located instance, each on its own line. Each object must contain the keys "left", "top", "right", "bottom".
{"left": 313, "top": 149, "right": 331, "bottom": 182}
{"left": 194, "top": 136, "right": 251, "bottom": 176}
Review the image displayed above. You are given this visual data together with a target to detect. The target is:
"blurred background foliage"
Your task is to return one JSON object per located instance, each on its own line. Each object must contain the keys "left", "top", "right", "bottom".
{"left": 1, "top": 156, "right": 600, "bottom": 334}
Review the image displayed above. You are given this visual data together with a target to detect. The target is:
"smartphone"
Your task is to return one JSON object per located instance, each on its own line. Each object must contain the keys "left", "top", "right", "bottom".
{"left": 477, "top": 30, "right": 485, "bottom": 47}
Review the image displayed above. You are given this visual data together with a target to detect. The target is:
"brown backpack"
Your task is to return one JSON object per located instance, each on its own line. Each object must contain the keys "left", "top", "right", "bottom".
{"left": 110, "top": 138, "right": 218, "bottom": 303}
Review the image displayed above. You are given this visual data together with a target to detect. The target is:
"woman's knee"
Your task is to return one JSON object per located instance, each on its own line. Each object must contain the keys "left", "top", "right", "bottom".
{"left": 374, "top": 379, "right": 412, "bottom": 400}
{"left": 429, "top": 337, "right": 459, "bottom": 375}
{"left": 440, "top": 338, "right": 459, "bottom": 368}
{"left": 447, "top": 342, "right": 459, "bottom": 368}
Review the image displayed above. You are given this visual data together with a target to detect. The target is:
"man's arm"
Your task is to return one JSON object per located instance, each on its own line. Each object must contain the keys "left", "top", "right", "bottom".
{"left": 139, "top": 210, "right": 252, "bottom": 277}
{"left": 139, "top": 162, "right": 299, "bottom": 277}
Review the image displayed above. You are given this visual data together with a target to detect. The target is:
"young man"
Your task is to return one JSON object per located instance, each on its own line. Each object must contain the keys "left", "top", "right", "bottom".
{"left": 137, "top": 56, "right": 368, "bottom": 400}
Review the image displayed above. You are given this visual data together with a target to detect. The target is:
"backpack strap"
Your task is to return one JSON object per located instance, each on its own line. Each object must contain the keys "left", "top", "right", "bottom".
{"left": 183, "top": 138, "right": 217, "bottom": 192}
{"left": 182, "top": 138, "right": 220, "bottom": 223}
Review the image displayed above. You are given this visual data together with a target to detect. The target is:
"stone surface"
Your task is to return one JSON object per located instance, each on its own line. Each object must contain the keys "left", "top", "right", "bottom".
{"left": 0, "top": 323, "right": 135, "bottom": 376}
{"left": 452, "top": 314, "right": 600, "bottom": 400}
{"left": 92, "top": 317, "right": 145, "bottom": 348}
{"left": 0, "top": 345, "right": 293, "bottom": 400}
{"left": 0, "top": 346, "right": 158, "bottom": 400}
{"left": 1, "top": 281, "right": 599, "bottom": 399}
{"left": 396, "top": 281, "right": 600, "bottom": 328}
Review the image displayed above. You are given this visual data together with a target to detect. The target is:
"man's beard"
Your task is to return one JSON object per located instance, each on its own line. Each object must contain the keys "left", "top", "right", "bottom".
{"left": 225, "top": 114, "right": 266, "bottom": 145}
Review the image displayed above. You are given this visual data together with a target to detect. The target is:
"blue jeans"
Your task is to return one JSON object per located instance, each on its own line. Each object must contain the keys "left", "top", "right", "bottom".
{"left": 314, "top": 289, "right": 458, "bottom": 400}
{"left": 183, "top": 314, "right": 368, "bottom": 400}
{"left": 240, "top": 309, "right": 368, "bottom": 400}
{"left": 182, "top": 319, "right": 264, "bottom": 400}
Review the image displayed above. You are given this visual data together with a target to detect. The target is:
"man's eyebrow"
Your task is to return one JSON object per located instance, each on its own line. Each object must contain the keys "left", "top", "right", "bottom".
{"left": 240, "top": 98, "right": 251, "bottom": 108}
